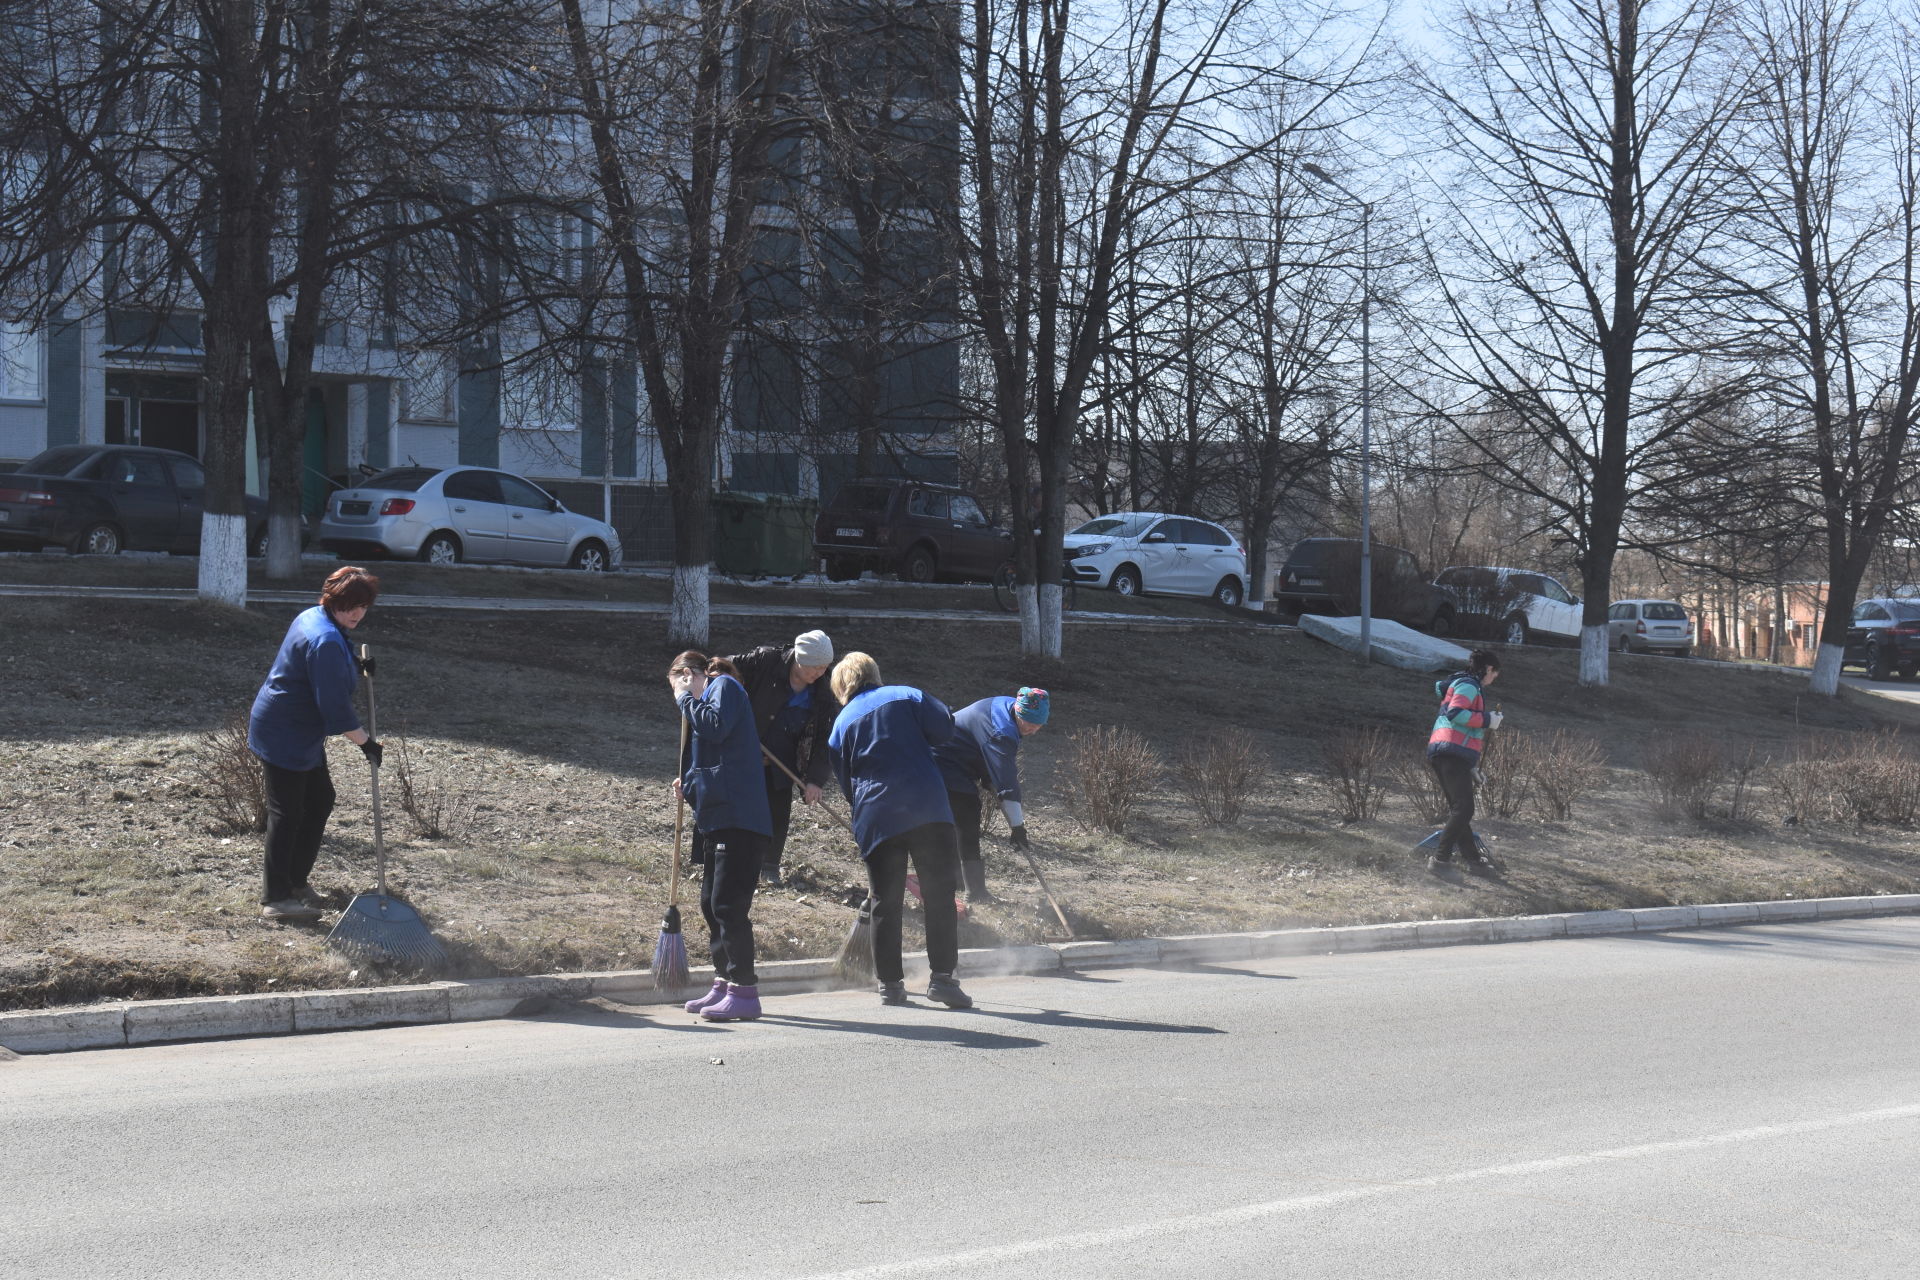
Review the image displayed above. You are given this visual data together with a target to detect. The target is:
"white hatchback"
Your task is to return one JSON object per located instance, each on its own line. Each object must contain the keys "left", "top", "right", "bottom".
{"left": 1063, "top": 512, "right": 1249, "bottom": 607}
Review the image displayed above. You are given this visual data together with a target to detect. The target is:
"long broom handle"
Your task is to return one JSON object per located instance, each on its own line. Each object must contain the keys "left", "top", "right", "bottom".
{"left": 670, "top": 716, "right": 689, "bottom": 908}
{"left": 1016, "top": 841, "right": 1075, "bottom": 939}
{"left": 361, "top": 643, "right": 385, "bottom": 897}
{"left": 759, "top": 744, "right": 858, "bottom": 839}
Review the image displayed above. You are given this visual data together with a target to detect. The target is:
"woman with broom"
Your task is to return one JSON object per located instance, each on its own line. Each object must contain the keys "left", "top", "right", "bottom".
{"left": 933, "top": 686, "right": 1049, "bottom": 904}
{"left": 247, "top": 565, "right": 383, "bottom": 922}
{"left": 827, "top": 652, "right": 972, "bottom": 1009}
{"left": 670, "top": 651, "right": 774, "bottom": 1021}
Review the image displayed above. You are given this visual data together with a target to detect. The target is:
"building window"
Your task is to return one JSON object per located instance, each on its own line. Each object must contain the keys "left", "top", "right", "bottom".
{"left": 400, "top": 352, "right": 456, "bottom": 422}
{"left": 0, "top": 321, "right": 44, "bottom": 401}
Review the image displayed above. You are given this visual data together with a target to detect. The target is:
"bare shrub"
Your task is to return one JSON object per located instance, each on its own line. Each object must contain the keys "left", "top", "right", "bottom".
{"left": 1830, "top": 731, "right": 1920, "bottom": 827}
{"left": 1067, "top": 725, "right": 1163, "bottom": 834}
{"left": 1726, "top": 743, "right": 1766, "bottom": 822}
{"left": 1323, "top": 726, "right": 1393, "bottom": 822}
{"left": 1529, "top": 730, "right": 1607, "bottom": 821}
{"left": 390, "top": 731, "right": 474, "bottom": 841}
{"left": 1640, "top": 730, "right": 1725, "bottom": 820}
{"left": 1388, "top": 751, "right": 1451, "bottom": 824}
{"left": 1174, "top": 728, "right": 1266, "bottom": 826}
{"left": 1772, "top": 742, "right": 1836, "bottom": 826}
{"left": 188, "top": 713, "right": 266, "bottom": 833}
{"left": 1478, "top": 731, "right": 1535, "bottom": 820}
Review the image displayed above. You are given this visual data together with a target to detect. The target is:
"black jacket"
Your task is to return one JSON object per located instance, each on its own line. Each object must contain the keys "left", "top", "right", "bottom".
{"left": 726, "top": 644, "right": 836, "bottom": 788}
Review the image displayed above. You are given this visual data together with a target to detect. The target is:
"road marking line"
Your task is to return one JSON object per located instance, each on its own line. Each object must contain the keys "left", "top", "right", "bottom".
{"left": 794, "top": 1102, "right": 1920, "bottom": 1279}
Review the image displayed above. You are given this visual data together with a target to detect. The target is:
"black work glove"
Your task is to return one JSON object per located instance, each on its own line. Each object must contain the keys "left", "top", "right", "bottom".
{"left": 360, "top": 738, "right": 384, "bottom": 768}
{"left": 357, "top": 654, "right": 377, "bottom": 678}
{"left": 1008, "top": 824, "right": 1030, "bottom": 850}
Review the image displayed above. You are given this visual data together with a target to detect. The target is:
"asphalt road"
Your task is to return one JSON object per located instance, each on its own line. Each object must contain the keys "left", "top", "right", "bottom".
{"left": 6, "top": 918, "right": 1918, "bottom": 1279}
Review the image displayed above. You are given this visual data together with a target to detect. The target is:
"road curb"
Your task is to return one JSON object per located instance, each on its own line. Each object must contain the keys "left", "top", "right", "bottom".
{"left": 5, "top": 893, "right": 1916, "bottom": 1055}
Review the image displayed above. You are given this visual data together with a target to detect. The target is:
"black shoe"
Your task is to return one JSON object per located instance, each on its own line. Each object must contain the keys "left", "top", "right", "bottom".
{"left": 966, "top": 886, "right": 997, "bottom": 906}
{"left": 1462, "top": 856, "right": 1498, "bottom": 878}
{"left": 878, "top": 981, "right": 908, "bottom": 1006}
{"left": 1426, "top": 855, "right": 1461, "bottom": 880}
{"left": 762, "top": 866, "right": 784, "bottom": 889}
{"left": 926, "top": 973, "right": 973, "bottom": 1009}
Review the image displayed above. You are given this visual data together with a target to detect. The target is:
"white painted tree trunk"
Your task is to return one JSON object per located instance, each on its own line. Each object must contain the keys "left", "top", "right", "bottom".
{"left": 1036, "top": 582, "right": 1063, "bottom": 658}
{"left": 670, "top": 564, "right": 709, "bottom": 649}
{"left": 1017, "top": 581, "right": 1038, "bottom": 637}
{"left": 1810, "top": 642, "right": 1843, "bottom": 695}
{"left": 197, "top": 512, "right": 248, "bottom": 608}
{"left": 1579, "top": 623, "right": 1609, "bottom": 686}
{"left": 264, "top": 509, "right": 303, "bottom": 578}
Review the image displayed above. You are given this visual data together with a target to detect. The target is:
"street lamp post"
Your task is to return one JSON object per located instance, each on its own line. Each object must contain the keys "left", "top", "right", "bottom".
{"left": 1302, "top": 164, "right": 1373, "bottom": 666}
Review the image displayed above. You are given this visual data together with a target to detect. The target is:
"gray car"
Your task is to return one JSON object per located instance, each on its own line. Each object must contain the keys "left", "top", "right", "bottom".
{"left": 317, "top": 466, "right": 622, "bottom": 571}
{"left": 1607, "top": 598, "right": 1693, "bottom": 655}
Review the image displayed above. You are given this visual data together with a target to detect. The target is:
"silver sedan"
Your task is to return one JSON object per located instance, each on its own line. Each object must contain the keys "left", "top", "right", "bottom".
{"left": 317, "top": 466, "right": 623, "bottom": 571}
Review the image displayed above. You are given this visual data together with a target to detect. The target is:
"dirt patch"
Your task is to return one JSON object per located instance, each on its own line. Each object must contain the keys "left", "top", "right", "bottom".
{"left": 3, "top": 590, "right": 1919, "bottom": 1011}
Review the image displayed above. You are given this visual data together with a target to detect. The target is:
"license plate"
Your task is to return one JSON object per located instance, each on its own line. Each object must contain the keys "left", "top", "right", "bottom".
{"left": 340, "top": 501, "right": 371, "bottom": 516}
{"left": 1297, "top": 576, "right": 1322, "bottom": 586}
{"left": 835, "top": 527, "right": 862, "bottom": 538}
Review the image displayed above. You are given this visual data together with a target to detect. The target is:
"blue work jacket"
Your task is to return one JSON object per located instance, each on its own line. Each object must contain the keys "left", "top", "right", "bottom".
{"left": 828, "top": 685, "right": 956, "bottom": 856}
{"left": 933, "top": 696, "right": 1025, "bottom": 801}
{"left": 678, "top": 674, "right": 774, "bottom": 837}
{"left": 248, "top": 606, "right": 361, "bottom": 771}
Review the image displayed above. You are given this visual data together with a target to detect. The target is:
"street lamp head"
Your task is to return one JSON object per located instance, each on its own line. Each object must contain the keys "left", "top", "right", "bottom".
{"left": 1301, "top": 163, "right": 1333, "bottom": 182}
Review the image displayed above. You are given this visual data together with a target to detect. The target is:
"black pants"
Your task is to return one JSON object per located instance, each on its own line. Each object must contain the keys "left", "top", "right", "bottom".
{"left": 1429, "top": 753, "right": 1477, "bottom": 861}
{"left": 699, "top": 827, "right": 766, "bottom": 985}
{"left": 765, "top": 773, "right": 794, "bottom": 872}
{"left": 947, "top": 790, "right": 989, "bottom": 896}
{"left": 261, "top": 758, "right": 335, "bottom": 903}
{"left": 866, "top": 822, "right": 961, "bottom": 984}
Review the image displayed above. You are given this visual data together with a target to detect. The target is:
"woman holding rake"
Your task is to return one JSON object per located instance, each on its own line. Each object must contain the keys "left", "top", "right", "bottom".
{"left": 670, "top": 651, "right": 774, "bottom": 1021}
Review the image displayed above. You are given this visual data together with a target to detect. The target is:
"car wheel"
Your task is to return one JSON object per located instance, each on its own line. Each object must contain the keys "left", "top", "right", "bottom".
{"left": 570, "top": 540, "right": 609, "bottom": 572}
{"left": 72, "top": 523, "right": 122, "bottom": 556}
{"left": 1615, "top": 631, "right": 1632, "bottom": 654}
{"left": 824, "top": 557, "right": 861, "bottom": 582}
{"left": 1111, "top": 565, "right": 1143, "bottom": 597}
{"left": 900, "top": 545, "right": 937, "bottom": 583}
{"left": 1677, "top": 648, "right": 1692, "bottom": 659}
{"left": 418, "top": 532, "right": 461, "bottom": 566}
{"left": 1212, "top": 576, "right": 1244, "bottom": 609}
{"left": 1503, "top": 615, "right": 1529, "bottom": 647}
{"left": 249, "top": 525, "right": 270, "bottom": 558}
{"left": 1428, "top": 608, "right": 1454, "bottom": 638}
{"left": 1866, "top": 645, "right": 1891, "bottom": 681}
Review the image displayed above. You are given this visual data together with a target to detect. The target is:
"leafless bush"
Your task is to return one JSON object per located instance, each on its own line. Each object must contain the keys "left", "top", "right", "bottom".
{"left": 1067, "top": 725, "right": 1163, "bottom": 835}
{"left": 1528, "top": 730, "right": 1608, "bottom": 821}
{"left": 1773, "top": 731, "right": 1920, "bottom": 828}
{"left": 1640, "top": 730, "right": 1725, "bottom": 820}
{"left": 1388, "top": 750, "right": 1451, "bottom": 824}
{"left": 391, "top": 731, "right": 474, "bottom": 841}
{"left": 1772, "top": 742, "right": 1835, "bottom": 826}
{"left": 1726, "top": 744, "right": 1766, "bottom": 822}
{"left": 188, "top": 713, "right": 266, "bottom": 834}
{"left": 1174, "top": 728, "right": 1266, "bottom": 826}
{"left": 1323, "top": 726, "right": 1394, "bottom": 822}
{"left": 1478, "top": 731, "right": 1535, "bottom": 820}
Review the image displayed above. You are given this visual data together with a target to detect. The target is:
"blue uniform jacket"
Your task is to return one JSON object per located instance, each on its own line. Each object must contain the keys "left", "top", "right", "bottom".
{"left": 828, "top": 685, "right": 956, "bottom": 857}
{"left": 933, "top": 696, "right": 1024, "bottom": 801}
{"left": 678, "top": 674, "right": 774, "bottom": 837}
{"left": 248, "top": 606, "right": 361, "bottom": 771}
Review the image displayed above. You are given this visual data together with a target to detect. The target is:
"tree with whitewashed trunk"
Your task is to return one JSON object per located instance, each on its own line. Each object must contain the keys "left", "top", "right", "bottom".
{"left": 1412, "top": 0, "right": 1751, "bottom": 686}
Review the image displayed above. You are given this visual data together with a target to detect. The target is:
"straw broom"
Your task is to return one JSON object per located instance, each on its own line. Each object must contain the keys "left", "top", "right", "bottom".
{"left": 652, "top": 716, "right": 691, "bottom": 989}
{"left": 758, "top": 746, "right": 875, "bottom": 984}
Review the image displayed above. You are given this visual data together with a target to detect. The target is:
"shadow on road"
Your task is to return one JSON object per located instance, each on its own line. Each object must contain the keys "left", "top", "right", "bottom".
{"left": 965, "top": 1005, "right": 1226, "bottom": 1036}
{"left": 759, "top": 1013, "right": 1046, "bottom": 1049}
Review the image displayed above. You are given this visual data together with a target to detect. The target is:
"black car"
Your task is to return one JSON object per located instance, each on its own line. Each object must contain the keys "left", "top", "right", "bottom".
{"left": 0, "top": 445, "right": 273, "bottom": 557}
{"left": 813, "top": 477, "right": 1012, "bottom": 583}
{"left": 1842, "top": 597, "right": 1920, "bottom": 681}
{"left": 1273, "top": 538, "right": 1456, "bottom": 633}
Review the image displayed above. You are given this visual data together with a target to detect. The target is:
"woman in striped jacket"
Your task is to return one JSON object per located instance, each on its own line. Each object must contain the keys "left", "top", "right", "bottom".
{"left": 1427, "top": 648, "right": 1503, "bottom": 873}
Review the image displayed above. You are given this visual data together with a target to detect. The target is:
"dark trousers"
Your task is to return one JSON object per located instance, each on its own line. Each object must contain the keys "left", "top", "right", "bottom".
{"left": 699, "top": 827, "right": 766, "bottom": 985}
{"left": 947, "top": 790, "right": 989, "bottom": 896}
{"left": 865, "top": 822, "right": 961, "bottom": 984}
{"left": 1429, "top": 753, "right": 1478, "bottom": 861}
{"left": 261, "top": 759, "right": 335, "bottom": 903}
{"left": 765, "top": 772, "right": 795, "bottom": 871}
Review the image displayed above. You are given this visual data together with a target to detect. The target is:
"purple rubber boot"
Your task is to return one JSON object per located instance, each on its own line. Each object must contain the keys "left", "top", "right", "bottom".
{"left": 701, "top": 983, "right": 762, "bottom": 1021}
{"left": 684, "top": 977, "right": 729, "bottom": 1015}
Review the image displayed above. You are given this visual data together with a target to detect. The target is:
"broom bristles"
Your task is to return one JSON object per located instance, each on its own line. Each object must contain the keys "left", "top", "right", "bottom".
{"left": 832, "top": 897, "right": 876, "bottom": 985}
{"left": 653, "top": 904, "right": 690, "bottom": 989}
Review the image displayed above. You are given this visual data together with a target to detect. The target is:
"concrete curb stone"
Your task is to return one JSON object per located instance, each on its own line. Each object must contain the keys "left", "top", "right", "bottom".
{"left": 5, "top": 894, "right": 1917, "bottom": 1054}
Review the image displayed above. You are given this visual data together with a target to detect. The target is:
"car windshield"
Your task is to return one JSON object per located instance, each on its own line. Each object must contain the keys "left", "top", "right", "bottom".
{"left": 829, "top": 484, "right": 892, "bottom": 514}
{"left": 1074, "top": 515, "right": 1152, "bottom": 538}
{"left": 1888, "top": 600, "right": 1920, "bottom": 622}
{"left": 18, "top": 446, "right": 96, "bottom": 477}
{"left": 359, "top": 467, "right": 437, "bottom": 492}
{"left": 1642, "top": 602, "right": 1687, "bottom": 620}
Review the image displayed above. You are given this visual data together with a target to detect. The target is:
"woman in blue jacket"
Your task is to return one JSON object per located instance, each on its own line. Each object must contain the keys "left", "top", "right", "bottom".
{"left": 933, "top": 687, "right": 1049, "bottom": 903}
{"left": 828, "top": 652, "right": 970, "bottom": 1009}
{"left": 671, "top": 651, "right": 775, "bottom": 1021}
{"left": 247, "top": 566, "right": 383, "bottom": 922}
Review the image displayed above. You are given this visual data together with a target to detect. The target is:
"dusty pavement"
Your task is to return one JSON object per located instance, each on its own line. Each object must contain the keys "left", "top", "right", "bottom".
{"left": 5, "top": 916, "right": 1916, "bottom": 1279}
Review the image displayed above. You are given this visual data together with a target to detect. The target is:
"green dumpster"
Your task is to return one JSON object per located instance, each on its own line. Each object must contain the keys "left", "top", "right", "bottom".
{"left": 712, "top": 492, "right": 820, "bottom": 578}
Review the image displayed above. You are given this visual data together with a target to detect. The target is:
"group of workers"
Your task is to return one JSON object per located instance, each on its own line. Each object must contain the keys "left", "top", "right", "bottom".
{"left": 244, "top": 567, "right": 1051, "bottom": 1024}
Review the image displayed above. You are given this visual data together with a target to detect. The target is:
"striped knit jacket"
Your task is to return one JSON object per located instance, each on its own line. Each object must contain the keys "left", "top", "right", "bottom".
{"left": 1427, "top": 672, "right": 1491, "bottom": 761}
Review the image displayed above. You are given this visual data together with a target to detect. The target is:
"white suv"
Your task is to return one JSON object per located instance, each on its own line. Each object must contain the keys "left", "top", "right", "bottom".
{"left": 1063, "top": 512, "right": 1249, "bottom": 607}
{"left": 1434, "top": 565, "right": 1583, "bottom": 646}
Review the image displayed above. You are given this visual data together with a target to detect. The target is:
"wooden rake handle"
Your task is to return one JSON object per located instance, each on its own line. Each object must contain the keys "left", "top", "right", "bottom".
{"left": 760, "top": 744, "right": 858, "bottom": 839}
{"left": 670, "top": 715, "right": 689, "bottom": 907}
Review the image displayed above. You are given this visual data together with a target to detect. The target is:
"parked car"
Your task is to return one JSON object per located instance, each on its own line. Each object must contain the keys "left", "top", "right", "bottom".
{"left": 1841, "top": 597, "right": 1920, "bottom": 681}
{"left": 0, "top": 444, "right": 277, "bottom": 557}
{"left": 1434, "top": 565, "right": 1583, "bottom": 646}
{"left": 316, "top": 466, "right": 622, "bottom": 570}
{"left": 1273, "top": 538, "right": 1456, "bottom": 633}
{"left": 1062, "top": 512, "right": 1249, "bottom": 607}
{"left": 812, "top": 478, "right": 1010, "bottom": 583}
{"left": 1607, "top": 599, "right": 1693, "bottom": 656}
